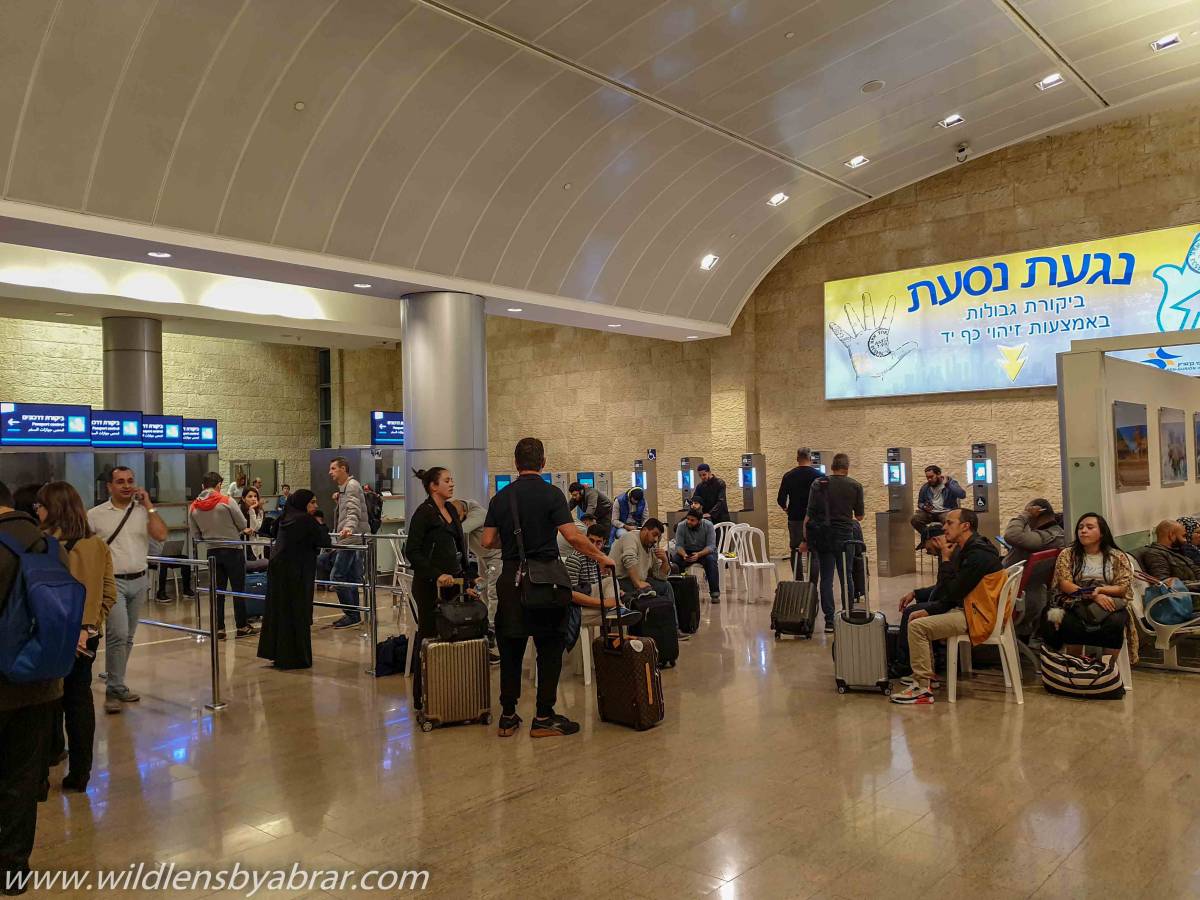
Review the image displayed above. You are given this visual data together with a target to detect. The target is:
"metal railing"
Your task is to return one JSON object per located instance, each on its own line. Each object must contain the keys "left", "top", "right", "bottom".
{"left": 143, "top": 554, "right": 226, "bottom": 711}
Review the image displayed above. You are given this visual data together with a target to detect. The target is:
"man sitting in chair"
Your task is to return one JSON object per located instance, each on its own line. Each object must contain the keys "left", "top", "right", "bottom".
{"left": 891, "top": 508, "right": 1003, "bottom": 706}
{"left": 672, "top": 508, "right": 721, "bottom": 604}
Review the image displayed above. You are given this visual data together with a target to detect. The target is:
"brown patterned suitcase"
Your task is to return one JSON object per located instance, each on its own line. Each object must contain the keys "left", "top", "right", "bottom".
{"left": 417, "top": 638, "right": 491, "bottom": 732}
{"left": 592, "top": 572, "right": 665, "bottom": 730}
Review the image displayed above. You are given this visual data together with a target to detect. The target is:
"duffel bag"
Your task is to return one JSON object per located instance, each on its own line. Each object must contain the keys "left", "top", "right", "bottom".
{"left": 1039, "top": 646, "right": 1124, "bottom": 700}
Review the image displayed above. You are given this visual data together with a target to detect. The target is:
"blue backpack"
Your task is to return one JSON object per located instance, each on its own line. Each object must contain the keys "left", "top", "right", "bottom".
{"left": 0, "top": 533, "right": 86, "bottom": 683}
{"left": 1145, "top": 578, "right": 1195, "bottom": 626}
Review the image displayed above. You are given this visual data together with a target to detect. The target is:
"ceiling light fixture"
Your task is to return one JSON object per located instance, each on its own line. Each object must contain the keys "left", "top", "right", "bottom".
{"left": 686, "top": 335, "right": 699, "bottom": 340}
{"left": 146, "top": 250, "right": 172, "bottom": 258}
{"left": 1150, "top": 33, "right": 1181, "bottom": 52}
{"left": 700, "top": 253, "right": 720, "bottom": 271}
{"left": 1035, "top": 72, "right": 1065, "bottom": 91}
{"left": 844, "top": 155, "right": 869, "bottom": 169}
{"left": 860, "top": 80, "right": 885, "bottom": 94}
{"left": 784, "top": 31, "right": 795, "bottom": 39}
{"left": 767, "top": 192, "right": 789, "bottom": 207}
{"left": 54, "top": 312, "right": 75, "bottom": 318}
{"left": 607, "top": 323, "right": 622, "bottom": 328}
{"left": 506, "top": 307, "right": 523, "bottom": 313}
{"left": 937, "top": 113, "right": 965, "bottom": 128}
{"left": 352, "top": 282, "right": 372, "bottom": 289}
{"left": 293, "top": 100, "right": 306, "bottom": 111}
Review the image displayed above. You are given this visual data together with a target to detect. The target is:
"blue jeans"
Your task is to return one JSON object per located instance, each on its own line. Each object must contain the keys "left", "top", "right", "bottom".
{"left": 672, "top": 553, "right": 720, "bottom": 596}
{"left": 105, "top": 575, "right": 145, "bottom": 696}
{"left": 815, "top": 541, "right": 860, "bottom": 626}
{"left": 331, "top": 549, "right": 363, "bottom": 623}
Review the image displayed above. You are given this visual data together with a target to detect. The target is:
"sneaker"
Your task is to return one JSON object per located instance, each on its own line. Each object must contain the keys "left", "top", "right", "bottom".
{"left": 899, "top": 675, "right": 942, "bottom": 689}
{"left": 891, "top": 684, "right": 935, "bottom": 705}
{"left": 236, "top": 626, "right": 258, "bottom": 638}
{"left": 217, "top": 630, "right": 227, "bottom": 640}
{"left": 530, "top": 714, "right": 580, "bottom": 738}
{"left": 677, "top": 631, "right": 691, "bottom": 642}
{"left": 104, "top": 696, "right": 122, "bottom": 715}
{"left": 824, "top": 621, "right": 836, "bottom": 634}
{"left": 710, "top": 593, "right": 720, "bottom": 605}
{"left": 488, "top": 648, "right": 501, "bottom": 666}
{"left": 635, "top": 586, "right": 657, "bottom": 600}
{"left": 62, "top": 772, "right": 89, "bottom": 793}
{"left": 154, "top": 594, "right": 172, "bottom": 604}
{"left": 332, "top": 616, "right": 361, "bottom": 629}
{"left": 497, "top": 712, "right": 522, "bottom": 737}
{"left": 116, "top": 690, "right": 140, "bottom": 703}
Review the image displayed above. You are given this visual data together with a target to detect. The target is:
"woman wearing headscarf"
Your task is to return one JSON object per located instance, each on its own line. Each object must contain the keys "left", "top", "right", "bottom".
{"left": 1177, "top": 516, "right": 1200, "bottom": 567}
{"left": 257, "top": 490, "right": 331, "bottom": 669}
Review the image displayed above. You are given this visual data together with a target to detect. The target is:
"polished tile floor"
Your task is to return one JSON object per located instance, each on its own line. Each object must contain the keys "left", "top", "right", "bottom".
{"left": 30, "top": 568, "right": 1200, "bottom": 899}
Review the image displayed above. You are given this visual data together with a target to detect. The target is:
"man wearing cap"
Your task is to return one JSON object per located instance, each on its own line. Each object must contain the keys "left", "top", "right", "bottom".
{"left": 692, "top": 464, "right": 729, "bottom": 524}
{"left": 1001, "top": 499, "right": 1066, "bottom": 566}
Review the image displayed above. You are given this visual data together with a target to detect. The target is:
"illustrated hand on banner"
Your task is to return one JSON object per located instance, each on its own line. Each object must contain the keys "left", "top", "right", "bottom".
{"left": 828, "top": 292, "right": 918, "bottom": 379}
{"left": 1154, "top": 231, "right": 1200, "bottom": 332}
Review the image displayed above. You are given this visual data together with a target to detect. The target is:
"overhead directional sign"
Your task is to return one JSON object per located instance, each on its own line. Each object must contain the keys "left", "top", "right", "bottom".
{"left": 90, "top": 410, "right": 142, "bottom": 448}
{"left": 182, "top": 418, "right": 218, "bottom": 450}
{"left": 372, "top": 410, "right": 405, "bottom": 445}
{"left": 0, "top": 402, "right": 91, "bottom": 446}
{"left": 142, "top": 415, "right": 183, "bottom": 449}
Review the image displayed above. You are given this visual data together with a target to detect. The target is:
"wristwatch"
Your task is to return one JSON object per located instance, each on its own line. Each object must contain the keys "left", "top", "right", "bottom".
{"left": 84, "top": 625, "right": 99, "bottom": 636}
{"left": 147, "top": 507, "right": 157, "bottom": 514}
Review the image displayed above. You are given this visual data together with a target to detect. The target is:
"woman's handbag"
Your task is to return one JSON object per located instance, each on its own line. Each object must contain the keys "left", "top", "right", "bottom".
{"left": 507, "top": 489, "right": 572, "bottom": 610}
{"left": 435, "top": 581, "right": 489, "bottom": 642}
{"left": 1039, "top": 646, "right": 1125, "bottom": 699}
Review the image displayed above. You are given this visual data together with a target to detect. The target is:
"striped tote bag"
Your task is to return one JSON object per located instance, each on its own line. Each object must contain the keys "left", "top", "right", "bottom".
{"left": 1039, "top": 647, "right": 1125, "bottom": 700}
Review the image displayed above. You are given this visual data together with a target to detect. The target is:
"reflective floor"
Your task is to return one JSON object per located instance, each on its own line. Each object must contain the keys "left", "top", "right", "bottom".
{"left": 30, "top": 569, "right": 1200, "bottom": 899}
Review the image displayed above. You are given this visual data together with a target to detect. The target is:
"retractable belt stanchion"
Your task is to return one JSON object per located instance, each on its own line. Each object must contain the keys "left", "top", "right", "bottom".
{"left": 142, "top": 553, "right": 226, "bottom": 711}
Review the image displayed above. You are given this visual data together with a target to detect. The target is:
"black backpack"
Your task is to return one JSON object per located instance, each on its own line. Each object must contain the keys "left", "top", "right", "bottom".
{"left": 365, "top": 491, "right": 383, "bottom": 534}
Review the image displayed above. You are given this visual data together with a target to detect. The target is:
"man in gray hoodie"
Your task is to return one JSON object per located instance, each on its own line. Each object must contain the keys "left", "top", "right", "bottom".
{"left": 329, "top": 457, "right": 367, "bottom": 628}
{"left": 189, "top": 472, "right": 254, "bottom": 639}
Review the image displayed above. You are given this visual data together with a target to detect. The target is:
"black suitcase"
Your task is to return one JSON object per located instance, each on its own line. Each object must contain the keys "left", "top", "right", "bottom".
{"left": 669, "top": 574, "right": 701, "bottom": 634}
{"left": 771, "top": 552, "right": 819, "bottom": 639}
{"left": 630, "top": 592, "right": 679, "bottom": 668}
{"left": 593, "top": 571, "right": 665, "bottom": 730}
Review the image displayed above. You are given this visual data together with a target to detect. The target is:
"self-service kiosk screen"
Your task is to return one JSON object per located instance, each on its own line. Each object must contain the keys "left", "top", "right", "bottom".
{"left": 969, "top": 459, "right": 994, "bottom": 484}
{"left": 576, "top": 472, "right": 595, "bottom": 487}
{"left": 815, "top": 465, "right": 827, "bottom": 474}
{"left": 632, "top": 471, "right": 646, "bottom": 489}
{"left": 678, "top": 470, "right": 694, "bottom": 490}
{"left": 541, "top": 473, "right": 552, "bottom": 484}
{"left": 884, "top": 462, "right": 906, "bottom": 485}
{"left": 495, "top": 474, "right": 513, "bottom": 491}
{"left": 740, "top": 468, "right": 757, "bottom": 488}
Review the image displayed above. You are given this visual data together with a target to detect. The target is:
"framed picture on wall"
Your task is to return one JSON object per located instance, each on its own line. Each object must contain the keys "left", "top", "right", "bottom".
{"left": 1113, "top": 401, "right": 1150, "bottom": 491}
{"left": 1194, "top": 413, "right": 1200, "bottom": 482}
{"left": 1159, "top": 407, "right": 1187, "bottom": 485}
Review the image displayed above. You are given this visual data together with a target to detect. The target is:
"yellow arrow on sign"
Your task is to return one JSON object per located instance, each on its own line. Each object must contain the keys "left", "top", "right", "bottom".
{"left": 998, "top": 344, "right": 1027, "bottom": 382}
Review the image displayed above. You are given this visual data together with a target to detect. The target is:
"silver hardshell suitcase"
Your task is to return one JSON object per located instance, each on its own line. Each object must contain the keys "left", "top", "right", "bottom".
{"left": 832, "top": 540, "right": 891, "bottom": 695}
{"left": 417, "top": 638, "right": 491, "bottom": 731}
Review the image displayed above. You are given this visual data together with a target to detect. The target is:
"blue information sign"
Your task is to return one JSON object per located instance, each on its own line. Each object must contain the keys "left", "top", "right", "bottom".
{"left": 142, "top": 415, "right": 183, "bottom": 449}
{"left": 371, "top": 410, "right": 405, "bottom": 445}
{"left": 0, "top": 402, "right": 91, "bottom": 446}
{"left": 90, "top": 410, "right": 142, "bottom": 448}
{"left": 182, "top": 418, "right": 218, "bottom": 449}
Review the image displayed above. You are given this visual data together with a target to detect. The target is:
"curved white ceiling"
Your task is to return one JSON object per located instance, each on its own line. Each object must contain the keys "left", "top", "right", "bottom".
{"left": 0, "top": 0, "right": 1197, "bottom": 331}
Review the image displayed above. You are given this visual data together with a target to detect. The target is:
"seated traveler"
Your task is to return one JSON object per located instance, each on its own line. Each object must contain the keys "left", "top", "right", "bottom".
{"left": 612, "top": 487, "right": 647, "bottom": 541}
{"left": 1002, "top": 498, "right": 1066, "bottom": 566}
{"left": 1043, "top": 512, "right": 1136, "bottom": 663}
{"left": 1139, "top": 520, "right": 1200, "bottom": 584}
{"left": 892, "top": 508, "right": 1003, "bottom": 705}
{"left": 1175, "top": 517, "right": 1200, "bottom": 567}
{"left": 611, "top": 519, "right": 683, "bottom": 637}
{"left": 565, "top": 524, "right": 637, "bottom": 629}
{"left": 910, "top": 465, "right": 965, "bottom": 549}
{"left": 892, "top": 531, "right": 955, "bottom": 682}
{"left": 672, "top": 508, "right": 721, "bottom": 603}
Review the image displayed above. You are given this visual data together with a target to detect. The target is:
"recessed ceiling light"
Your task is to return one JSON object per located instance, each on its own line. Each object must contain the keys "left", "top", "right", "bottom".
{"left": 54, "top": 312, "right": 74, "bottom": 318}
{"left": 861, "top": 80, "right": 885, "bottom": 94}
{"left": 784, "top": 31, "right": 795, "bottom": 39}
{"left": 686, "top": 335, "right": 699, "bottom": 340}
{"left": 767, "top": 192, "right": 789, "bottom": 207}
{"left": 279, "top": 333, "right": 293, "bottom": 339}
{"left": 937, "top": 113, "right": 965, "bottom": 128}
{"left": 353, "top": 282, "right": 372, "bottom": 289}
{"left": 506, "top": 307, "right": 523, "bottom": 313}
{"left": 147, "top": 250, "right": 172, "bottom": 258}
{"left": 1150, "top": 33, "right": 1181, "bottom": 52}
{"left": 293, "top": 100, "right": 306, "bottom": 111}
{"left": 700, "top": 253, "right": 720, "bottom": 271}
{"left": 1035, "top": 72, "right": 1065, "bottom": 91}
{"left": 844, "top": 155, "right": 869, "bottom": 169}
{"left": 562, "top": 182, "right": 572, "bottom": 190}
{"left": 607, "top": 323, "right": 622, "bottom": 328}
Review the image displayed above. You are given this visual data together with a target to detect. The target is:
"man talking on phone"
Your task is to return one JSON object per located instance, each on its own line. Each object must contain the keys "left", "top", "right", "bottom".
{"left": 88, "top": 466, "right": 167, "bottom": 714}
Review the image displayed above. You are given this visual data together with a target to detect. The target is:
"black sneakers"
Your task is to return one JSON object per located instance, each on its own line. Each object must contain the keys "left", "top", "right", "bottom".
{"left": 530, "top": 714, "right": 581, "bottom": 738}
{"left": 497, "top": 712, "right": 522, "bottom": 737}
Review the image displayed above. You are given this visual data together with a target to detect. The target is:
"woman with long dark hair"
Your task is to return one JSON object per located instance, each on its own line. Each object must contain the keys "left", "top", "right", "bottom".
{"left": 403, "top": 467, "right": 470, "bottom": 711}
{"left": 257, "top": 490, "right": 331, "bottom": 669}
{"left": 240, "top": 487, "right": 266, "bottom": 561}
{"left": 37, "top": 481, "right": 116, "bottom": 791}
{"left": 1047, "top": 512, "right": 1136, "bottom": 660}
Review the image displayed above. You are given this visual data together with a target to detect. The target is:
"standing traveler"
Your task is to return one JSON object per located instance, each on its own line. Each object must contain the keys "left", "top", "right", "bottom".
{"left": 230, "top": 474, "right": 246, "bottom": 499}
{"left": 328, "top": 457, "right": 367, "bottom": 629}
{"left": 87, "top": 466, "right": 167, "bottom": 714}
{"left": 777, "top": 448, "right": 822, "bottom": 577}
{"left": 257, "top": 490, "right": 331, "bottom": 670}
{"left": 482, "top": 438, "right": 614, "bottom": 738}
{"left": 404, "top": 469, "right": 474, "bottom": 710}
{"left": 37, "top": 482, "right": 115, "bottom": 793}
{"left": 804, "top": 453, "right": 864, "bottom": 634}
{"left": 692, "top": 464, "right": 729, "bottom": 524}
{"left": 240, "top": 487, "right": 266, "bottom": 561}
{"left": 188, "top": 473, "right": 255, "bottom": 640}
{"left": 453, "top": 498, "right": 501, "bottom": 664}
{"left": 568, "top": 483, "right": 613, "bottom": 535}
{"left": 275, "top": 484, "right": 291, "bottom": 513}
{"left": 0, "top": 480, "right": 72, "bottom": 892}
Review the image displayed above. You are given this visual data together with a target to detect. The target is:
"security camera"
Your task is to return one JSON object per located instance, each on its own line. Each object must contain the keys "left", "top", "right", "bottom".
{"left": 955, "top": 142, "right": 971, "bottom": 164}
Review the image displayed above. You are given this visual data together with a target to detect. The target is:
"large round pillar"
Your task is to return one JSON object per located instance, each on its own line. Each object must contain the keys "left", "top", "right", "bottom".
{"left": 401, "top": 292, "right": 488, "bottom": 507}
{"left": 102, "top": 317, "right": 163, "bottom": 413}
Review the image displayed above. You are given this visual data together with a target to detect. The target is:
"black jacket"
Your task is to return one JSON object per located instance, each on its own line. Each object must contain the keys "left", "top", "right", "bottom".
{"left": 692, "top": 476, "right": 729, "bottom": 524}
{"left": 923, "top": 532, "right": 1003, "bottom": 615}
{"left": 1139, "top": 543, "right": 1200, "bottom": 583}
{"left": 403, "top": 498, "right": 469, "bottom": 583}
{"left": 777, "top": 466, "right": 820, "bottom": 522}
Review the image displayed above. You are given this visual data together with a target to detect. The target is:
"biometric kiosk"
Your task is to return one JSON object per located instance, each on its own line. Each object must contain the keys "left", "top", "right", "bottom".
{"left": 967, "top": 442, "right": 1000, "bottom": 538}
{"left": 809, "top": 451, "right": 831, "bottom": 475}
{"left": 732, "top": 452, "right": 769, "bottom": 554}
{"left": 631, "top": 456, "right": 659, "bottom": 522}
{"left": 669, "top": 455, "right": 704, "bottom": 529}
{"left": 574, "top": 470, "right": 613, "bottom": 500}
{"left": 875, "top": 447, "right": 915, "bottom": 576}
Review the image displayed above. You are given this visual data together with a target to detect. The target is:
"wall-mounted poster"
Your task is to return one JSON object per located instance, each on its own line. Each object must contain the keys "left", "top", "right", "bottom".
{"left": 1194, "top": 413, "right": 1200, "bottom": 482}
{"left": 1113, "top": 401, "right": 1150, "bottom": 491}
{"left": 1160, "top": 407, "right": 1187, "bottom": 485}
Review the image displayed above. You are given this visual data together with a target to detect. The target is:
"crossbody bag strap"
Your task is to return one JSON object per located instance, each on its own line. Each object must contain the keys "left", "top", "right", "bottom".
{"left": 105, "top": 503, "right": 136, "bottom": 547}
{"left": 507, "top": 486, "right": 528, "bottom": 586}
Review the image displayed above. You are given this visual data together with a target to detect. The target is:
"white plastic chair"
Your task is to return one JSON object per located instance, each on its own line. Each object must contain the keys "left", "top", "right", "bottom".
{"left": 715, "top": 522, "right": 744, "bottom": 599}
{"left": 737, "top": 527, "right": 777, "bottom": 602}
{"left": 947, "top": 562, "right": 1026, "bottom": 704}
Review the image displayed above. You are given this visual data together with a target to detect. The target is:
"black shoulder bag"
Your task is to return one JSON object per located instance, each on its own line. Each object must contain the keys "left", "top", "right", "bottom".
{"left": 507, "top": 487, "right": 572, "bottom": 609}
{"left": 105, "top": 504, "right": 137, "bottom": 546}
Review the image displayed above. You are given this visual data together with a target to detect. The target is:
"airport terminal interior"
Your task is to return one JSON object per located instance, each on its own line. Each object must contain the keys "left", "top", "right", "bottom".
{"left": 1, "top": 0, "right": 1200, "bottom": 897}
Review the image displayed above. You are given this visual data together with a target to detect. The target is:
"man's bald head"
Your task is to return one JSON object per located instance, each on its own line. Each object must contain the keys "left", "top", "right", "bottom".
{"left": 1156, "top": 519, "right": 1183, "bottom": 545}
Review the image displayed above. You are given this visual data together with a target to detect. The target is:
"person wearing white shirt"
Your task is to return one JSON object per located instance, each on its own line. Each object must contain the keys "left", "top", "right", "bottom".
{"left": 87, "top": 466, "right": 167, "bottom": 714}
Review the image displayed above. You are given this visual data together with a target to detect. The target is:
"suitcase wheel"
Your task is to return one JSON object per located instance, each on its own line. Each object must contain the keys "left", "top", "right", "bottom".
{"left": 774, "top": 631, "right": 781, "bottom": 641}
{"left": 880, "top": 682, "right": 892, "bottom": 696}
{"left": 419, "top": 714, "right": 434, "bottom": 733}
{"left": 480, "top": 713, "right": 492, "bottom": 726}
{"left": 836, "top": 679, "right": 847, "bottom": 694}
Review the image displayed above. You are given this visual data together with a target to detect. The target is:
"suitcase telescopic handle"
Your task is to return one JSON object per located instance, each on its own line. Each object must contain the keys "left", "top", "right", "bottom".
{"left": 599, "top": 567, "right": 627, "bottom": 645}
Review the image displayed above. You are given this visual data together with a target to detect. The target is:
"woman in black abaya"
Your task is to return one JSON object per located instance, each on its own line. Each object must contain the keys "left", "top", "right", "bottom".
{"left": 258, "top": 489, "right": 331, "bottom": 669}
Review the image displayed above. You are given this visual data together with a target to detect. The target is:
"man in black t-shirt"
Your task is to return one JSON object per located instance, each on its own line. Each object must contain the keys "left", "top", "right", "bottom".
{"left": 777, "top": 448, "right": 822, "bottom": 577}
{"left": 483, "top": 438, "right": 613, "bottom": 739}
{"left": 805, "top": 453, "right": 865, "bottom": 633}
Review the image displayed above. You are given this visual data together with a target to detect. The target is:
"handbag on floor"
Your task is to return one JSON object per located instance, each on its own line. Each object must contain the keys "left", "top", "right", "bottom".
{"left": 1039, "top": 646, "right": 1124, "bottom": 699}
